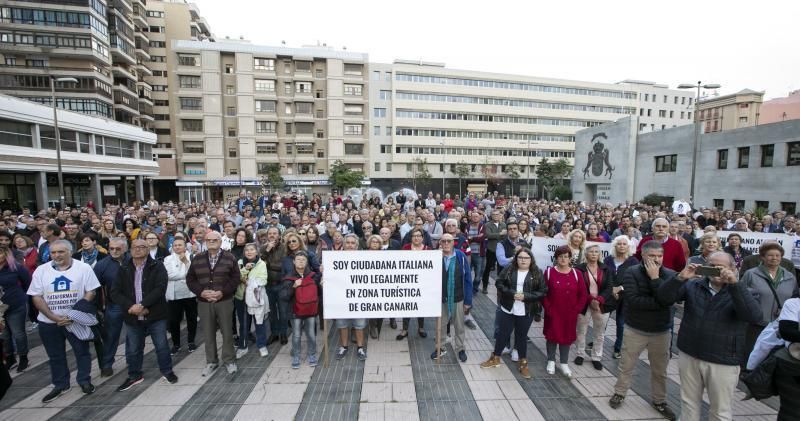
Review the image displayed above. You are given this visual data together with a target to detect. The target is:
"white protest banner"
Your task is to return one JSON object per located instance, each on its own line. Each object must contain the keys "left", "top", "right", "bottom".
{"left": 322, "top": 250, "right": 442, "bottom": 319}
{"left": 699, "top": 231, "right": 794, "bottom": 258}
{"left": 529, "top": 237, "right": 614, "bottom": 269}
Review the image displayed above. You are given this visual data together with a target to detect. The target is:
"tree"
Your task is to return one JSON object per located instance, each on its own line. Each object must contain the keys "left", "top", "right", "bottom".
{"left": 329, "top": 160, "right": 364, "bottom": 192}
{"left": 451, "top": 162, "right": 471, "bottom": 198}
{"left": 481, "top": 162, "right": 500, "bottom": 193}
{"left": 506, "top": 160, "right": 521, "bottom": 195}
{"left": 259, "top": 163, "right": 284, "bottom": 192}
{"left": 411, "top": 157, "right": 432, "bottom": 192}
{"left": 535, "top": 158, "right": 572, "bottom": 199}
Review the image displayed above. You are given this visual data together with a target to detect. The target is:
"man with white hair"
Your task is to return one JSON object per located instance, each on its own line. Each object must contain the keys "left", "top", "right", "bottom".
{"left": 635, "top": 218, "right": 687, "bottom": 272}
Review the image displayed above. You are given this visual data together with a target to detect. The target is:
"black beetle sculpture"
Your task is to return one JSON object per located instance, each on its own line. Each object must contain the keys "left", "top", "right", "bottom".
{"left": 582, "top": 132, "right": 614, "bottom": 179}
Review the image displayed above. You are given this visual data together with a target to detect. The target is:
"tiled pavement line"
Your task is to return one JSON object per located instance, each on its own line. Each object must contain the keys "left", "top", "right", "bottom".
{"left": 471, "top": 292, "right": 610, "bottom": 420}
{"left": 404, "top": 317, "right": 483, "bottom": 421}
{"left": 108, "top": 331, "right": 223, "bottom": 421}
{"left": 358, "top": 319, "right": 419, "bottom": 421}
{"left": 294, "top": 324, "right": 365, "bottom": 420}
{"left": 231, "top": 336, "right": 313, "bottom": 420}
{"left": 0, "top": 332, "right": 157, "bottom": 420}
{"left": 169, "top": 332, "right": 283, "bottom": 420}
{"left": 45, "top": 326, "right": 208, "bottom": 420}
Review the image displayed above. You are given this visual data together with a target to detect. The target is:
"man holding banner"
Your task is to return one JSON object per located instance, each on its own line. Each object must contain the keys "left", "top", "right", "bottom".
{"left": 432, "top": 233, "right": 472, "bottom": 362}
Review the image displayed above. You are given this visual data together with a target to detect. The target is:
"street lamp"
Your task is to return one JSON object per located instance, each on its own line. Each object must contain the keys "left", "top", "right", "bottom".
{"left": 50, "top": 76, "right": 79, "bottom": 210}
{"left": 677, "top": 81, "right": 720, "bottom": 206}
{"left": 441, "top": 138, "right": 445, "bottom": 196}
{"left": 526, "top": 137, "right": 531, "bottom": 201}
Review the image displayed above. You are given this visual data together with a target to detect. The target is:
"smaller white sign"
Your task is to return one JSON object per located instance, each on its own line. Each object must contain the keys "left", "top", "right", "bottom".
{"left": 103, "top": 185, "right": 116, "bottom": 196}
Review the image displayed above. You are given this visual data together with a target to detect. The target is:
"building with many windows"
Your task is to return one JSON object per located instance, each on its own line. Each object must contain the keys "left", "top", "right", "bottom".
{"left": 163, "top": 41, "right": 370, "bottom": 202}
{"left": 0, "top": 93, "right": 158, "bottom": 211}
{"left": 697, "top": 89, "right": 764, "bottom": 133}
{"left": 621, "top": 79, "right": 695, "bottom": 133}
{"left": 368, "top": 61, "right": 695, "bottom": 197}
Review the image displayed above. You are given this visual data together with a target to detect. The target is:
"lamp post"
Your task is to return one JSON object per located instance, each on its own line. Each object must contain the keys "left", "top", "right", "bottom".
{"left": 441, "top": 138, "right": 445, "bottom": 196}
{"left": 50, "top": 76, "right": 79, "bottom": 210}
{"left": 677, "top": 81, "right": 720, "bottom": 206}
{"left": 526, "top": 137, "right": 531, "bottom": 201}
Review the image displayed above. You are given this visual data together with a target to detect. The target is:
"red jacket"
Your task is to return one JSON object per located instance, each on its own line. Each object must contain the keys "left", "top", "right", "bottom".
{"left": 543, "top": 267, "right": 589, "bottom": 345}
{"left": 635, "top": 236, "right": 687, "bottom": 272}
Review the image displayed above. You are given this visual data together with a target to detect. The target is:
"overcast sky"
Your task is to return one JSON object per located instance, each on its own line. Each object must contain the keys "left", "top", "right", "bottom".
{"left": 191, "top": 0, "right": 798, "bottom": 100}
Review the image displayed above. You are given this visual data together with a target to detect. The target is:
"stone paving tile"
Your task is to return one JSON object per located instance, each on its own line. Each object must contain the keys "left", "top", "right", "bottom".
{"left": 110, "top": 404, "right": 182, "bottom": 421}
{"left": 466, "top": 380, "right": 505, "bottom": 400}
{"left": 417, "top": 401, "right": 482, "bottom": 421}
{"left": 475, "top": 399, "right": 518, "bottom": 419}
{"left": 588, "top": 395, "right": 664, "bottom": 420}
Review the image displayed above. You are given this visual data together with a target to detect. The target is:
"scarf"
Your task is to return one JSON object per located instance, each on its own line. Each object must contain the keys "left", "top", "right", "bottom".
{"left": 759, "top": 263, "right": 783, "bottom": 288}
{"left": 445, "top": 254, "right": 456, "bottom": 317}
{"left": 82, "top": 248, "right": 99, "bottom": 267}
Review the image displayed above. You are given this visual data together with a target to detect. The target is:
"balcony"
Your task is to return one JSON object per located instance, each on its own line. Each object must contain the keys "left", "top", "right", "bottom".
{"left": 112, "top": 63, "right": 137, "bottom": 82}
{"left": 110, "top": 35, "right": 137, "bottom": 66}
{"left": 0, "top": 64, "right": 111, "bottom": 80}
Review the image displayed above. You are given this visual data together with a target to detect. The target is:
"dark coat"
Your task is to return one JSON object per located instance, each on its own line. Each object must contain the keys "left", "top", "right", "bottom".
{"left": 495, "top": 265, "right": 547, "bottom": 316}
{"left": 657, "top": 275, "right": 761, "bottom": 365}
{"left": 621, "top": 264, "right": 676, "bottom": 333}
{"left": 575, "top": 262, "right": 616, "bottom": 314}
{"left": 111, "top": 256, "right": 169, "bottom": 324}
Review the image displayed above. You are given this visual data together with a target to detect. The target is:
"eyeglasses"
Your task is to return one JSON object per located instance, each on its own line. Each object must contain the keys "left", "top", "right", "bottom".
{"left": 146, "top": 237, "right": 158, "bottom": 240}
{"left": 297, "top": 231, "right": 307, "bottom": 235}
{"left": 207, "top": 239, "right": 220, "bottom": 242}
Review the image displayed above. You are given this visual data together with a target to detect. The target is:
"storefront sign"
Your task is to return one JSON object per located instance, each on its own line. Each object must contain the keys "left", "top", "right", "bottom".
{"left": 47, "top": 175, "right": 90, "bottom": 186}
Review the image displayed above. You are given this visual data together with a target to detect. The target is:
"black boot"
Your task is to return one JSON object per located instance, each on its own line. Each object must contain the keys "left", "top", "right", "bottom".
{"left": 17, "top": 354, "right": 28, "bottom": 372}
{"left": 279, "top": 334, "right": 288, "bottom": 345}
{"left": 5, "top": 354, "right": 17, "bottom": 370}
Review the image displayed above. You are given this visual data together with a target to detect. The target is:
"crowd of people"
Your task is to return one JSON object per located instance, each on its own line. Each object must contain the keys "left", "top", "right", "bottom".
{"left": 0, "top": 189, "right": 798, "bottom": 420}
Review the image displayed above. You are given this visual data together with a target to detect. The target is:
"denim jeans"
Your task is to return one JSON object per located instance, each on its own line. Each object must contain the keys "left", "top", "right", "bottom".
{"left": 291, "top": 317, "right": 316, "bottom": 358}
{"left": 614, "top": 302, "right": 625, "bottom": 353}
{"left": 39, "top": 322, "right": 92, "bottom": 389}
{"left": 125, "top": 319, "right": 173, "bottom": 378}
{"left": 470, "top": 254, "right": 485, "bottom": 293}
{"left": 102, "top": 303, "right": 125, "bottom": 370}
{"left": 266, "top": 284, "right": 288, "bottom": 335}
{"left": 2, "top": 304, "right": 28, "bottom": 355}
{"left": 234, "top": 298, "right": 268, "bottom": 349}
{"left": 494, "top": 311, "right": 533, "bottom": 359}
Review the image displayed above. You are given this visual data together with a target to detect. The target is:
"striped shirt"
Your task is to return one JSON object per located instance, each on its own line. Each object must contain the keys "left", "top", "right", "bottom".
{"left": 134, "top": 262, "right": 144, "bottom": 320}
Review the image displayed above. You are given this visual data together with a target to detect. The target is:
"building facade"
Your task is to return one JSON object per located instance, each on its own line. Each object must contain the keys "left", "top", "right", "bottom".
{"left": 697, "top": 89, "right": 764, "bottom": 133}
{"left": 572, "top": 116, "right": 800, "bottom": 214}
{"left": 620, "top": 79, "right": 695, "bottom": 133}
{"left": 164, "top": 41, "right": 370, "bottom": 202}
{"left": 0, "top": 94, "right": 158, "bottom": 212}
{"left": 760, "top": 90, "right": 800, "bottom": 125}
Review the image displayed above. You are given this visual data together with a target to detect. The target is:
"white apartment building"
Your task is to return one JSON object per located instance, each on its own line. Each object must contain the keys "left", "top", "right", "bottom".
{"left": 620, "top": 79, "right": 695, "bottom": 133}
{"left": 168, "top": 41, "right": 370, "bottom": 201}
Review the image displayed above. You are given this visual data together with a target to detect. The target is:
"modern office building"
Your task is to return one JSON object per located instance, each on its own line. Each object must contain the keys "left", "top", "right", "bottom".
{"left": 368, "top": 61, "right": 695, "bottom": 197}
{"left": 697, "top": 88, "right": 764, "bottom": 133}
{"left": 572, "top": 115, "right": 799, "bottom": 213}
{"left": 163, "top": 41, "right": 370, "bottom": 202}
{"left": 0, "top": 93, "right": 158, "bottom": 212}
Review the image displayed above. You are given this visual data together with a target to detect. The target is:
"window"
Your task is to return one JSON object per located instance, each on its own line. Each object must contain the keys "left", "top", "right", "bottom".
{"left": 284, "top": 103, "right": 292, "bottom": 115}
{"left": 254, "top": 79, "right": 275, "bottom": 92}
{"left": 177, "top": 54, "right": 199, "bottom": 66}
{"left": 179, "top": 97, "right": 201, "bottom": 110}
{"left": 256, "top": 121, "right": 277, "bottom": 134}
{"left": 183, "top": 163, "right": 206, "bottom": 175}
{"left": 285, "top": 144, "right": 293, "bottom": 154}
{"left": 372, "top": 71, "right": 381, "bottom": 80}
{"left": 295, "top": 60, "right": 311, "bottom": 72}
{"left": 296, "top": 144, "right": 313, "bottom": 154}
{"left": 739, "top": 116, "right": 748, "bottom": 124}
{"left": 316, "top": 130, "right": 324, "bottom": 139}
{"left": 379, "top": 90, "right": 392, "bottom": 100}
{"left": 229, "top": 168, "right": 238, "bottom": 175}
{"left": 228, "top": 148, "right": 237, "bottom": 158}
{"left": 781, "top": 202, "right": 797, "bottom": 215}
{"left": 257, "top": 163, "right": 277, "bottom": 174}
{"left": 788, "top": 142, "right": 800, "bottom": 166}
{"left": 284, "top": 82, "right": 292, "bottom": 95}
{"left": 254, "top": 58, "right": 275, "bottom": 71}
{"left": 256, "top": 143, "right": 277, "bottom": 154}
{"left": 295, "top": 102, "right": 312, "bottom": 114}
{"left": 386, "top": 163, "right": 392, "bottom": 171}
{"left": 647, "top": 109, "right": 652, "bottom": 117}
{"left": 658, "top": 110, "right": 666, "bottom": 117}
{"left": 317, "top": 149, "right": 324, "bottom": 158}
{"left": 344, "top": 84, "right": 362, "bottom": 96}
{"left": 713, "top": 199, "right": 724, "bottom": 209}
{"left": 644, "top": 94, "right": 649, "bottom": 101}
{"left": 717, "top": 149, "right": 728, "bottom": 169}
{"left": 761, "top": 144, "right": 774, "bottom": 167}
{"left": 295, "top": 82, "right": 312, "bottom": 93}
{"left": 738, "top": 147, "right": 750, "bottom": 168}
{"left": 255, "top": 100, "right": 276, "bottom": 112}
{"left": 374, "top": 108, "right": 387, "bottom": 118}
{"left": 343, "top": 63, "right": 363, "bottom": 76}
{"left": 149, "top": 41, "right": 165, "bottom": 48}
{"left": 181, "top": 119, "right": 203, "bottom": 132}
{"left": 283, "top": 60, "right": 291, "bottom": 74}
{"left": 226, "top": 106, "right": 236, "bottom": 116}
{"left": 669, "top": 111, "right": 674, "bottom": 118}
{"left": 755, "top": 201, "right": 769, "bottom": 211}
{"left": 298, "top": 163, "right": 314, "bottom": 174}
{"left": 0, "top": 119, "right": 33, "bottom": 147}
{"left": 380, "top": 145, "right": 391, "bottom": 153}
{"left": 740, "top": 103, "right": 750, "bottom": 109}
{"left": 654, "top": 154, "right": 677, "bottom": 172}
{"left": 226, "top": 85, "right": 235, "bottom": 95}
{"left": 344, "top": 104, "right": 363, "bottom": 116}
{"left": 225, "top": 64, "right": 234, "bottom": 74}
{"left": 344, "top": 144, "right": 364, "bottom": 155}
{"left": 344, "top": 124, "right": 363, "bottom": 135}
{"left": 733, "top": 200, "right": 745, "bottom": 211}
{"left": 386, "top": 126, "right": 392, "bottom": 136}
{"left": 385, "top": 72, "right": 392, "bottom": 81}
{"left": 295, "top": 123, "right": 314, "bottom": 135}
{"left": 374, "top": 126, "right": 381, "bottom": 135}
{"left": 179, "top": 75, "right": 201, "bottom": 88}
{"left": 228, "top": 128, "right": 236, "bottom": 137}
{"left": 285, "top": 123, "right": 292, "bottom": 135}
{"left": 375, "top": 162, "right": 381, "bottom": 172}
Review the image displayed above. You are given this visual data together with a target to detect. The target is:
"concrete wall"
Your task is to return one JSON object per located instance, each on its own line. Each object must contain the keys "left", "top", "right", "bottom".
{"left": 632, "top": 124, "right": 695, "bottom": 202}
{"left": 572, "top": 116, "right": 637, "bottom": 204}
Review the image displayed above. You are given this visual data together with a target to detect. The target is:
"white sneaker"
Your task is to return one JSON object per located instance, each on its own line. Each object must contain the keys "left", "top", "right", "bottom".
{"left": 226, "top": 363, "right": 238, "bottom": 374}
{"left": 546, "top": 360, "right": 555, "bottom": 375}
{"left": 511, "top": 349, "right": 519, "bottom": 362}
{"left": 236, "top": 348, "right": 248, "bottom": 359}
{"left": 502, "top": 347, "right": 512, "bottom": 355}
{"left": 559, "top": 363, "right": 572, "bottom": 379}
{"left": 259, "top": 347, "right": 269, "bottom": 357}
{"left": 202, "top": 363, "right": 218, "bottom": 377}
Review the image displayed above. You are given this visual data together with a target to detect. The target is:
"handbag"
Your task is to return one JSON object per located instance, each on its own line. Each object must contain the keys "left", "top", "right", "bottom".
{"left": 742, "top": 345, "right": 785, "bottom": 400}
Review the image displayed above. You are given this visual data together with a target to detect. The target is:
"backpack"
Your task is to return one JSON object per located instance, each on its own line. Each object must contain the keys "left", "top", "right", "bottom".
{"left": 293, "top": 274, "right": 319, "bottom": 318}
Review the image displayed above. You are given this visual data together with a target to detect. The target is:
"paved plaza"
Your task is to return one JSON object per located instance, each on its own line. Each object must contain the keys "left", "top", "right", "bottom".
{"left": 0, "top": 285, "right": 780, "bottom": 421}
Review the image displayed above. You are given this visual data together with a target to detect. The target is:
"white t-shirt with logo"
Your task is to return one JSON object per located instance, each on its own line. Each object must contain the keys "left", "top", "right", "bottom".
{"left": 27, "top": 259, "right": 101, "bottom": 324}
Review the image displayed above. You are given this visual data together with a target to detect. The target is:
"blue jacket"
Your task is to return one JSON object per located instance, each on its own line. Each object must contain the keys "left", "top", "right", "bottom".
{"left": 443, "top": 249, "right": 473, "bottom": 306}
{"left": 93, "top": 254, "right": 126, "bottom": 305}
{"left": 0, "top": 265, "right": 30, "bottom": 309}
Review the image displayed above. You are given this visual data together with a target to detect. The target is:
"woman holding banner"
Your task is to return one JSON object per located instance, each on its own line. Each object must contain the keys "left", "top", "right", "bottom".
{"left": 480, "top": 248, "right": 547, "bottom": 379}
{"left": 723, "top": 233, "right": 751, "bottom": 270}
{"left": 604, "top": 236, "right": 638, "bottom": 359}
{"left": 543, "top": 245, "right": 588, "bottom": 378}
{"left": 397, "top": 228, "right": 429, "bottom": 340}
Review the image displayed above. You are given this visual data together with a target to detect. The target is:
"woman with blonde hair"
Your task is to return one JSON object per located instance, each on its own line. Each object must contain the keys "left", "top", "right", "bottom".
{"left": 688, "top": 232, "right": 721, "bottom": 265}
{"left": 98, "top": 219, "right": 121, "bottom": 250}
{"left": 566, "top": 229, "right": 586, "bottom": 266}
